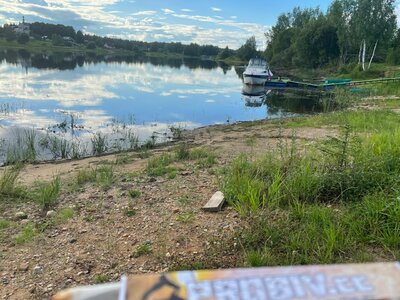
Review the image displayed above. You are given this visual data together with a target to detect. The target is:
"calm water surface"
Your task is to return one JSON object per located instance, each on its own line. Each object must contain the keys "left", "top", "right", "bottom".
{"left": 0, "top": 50, "right": 323, "bottom": 163}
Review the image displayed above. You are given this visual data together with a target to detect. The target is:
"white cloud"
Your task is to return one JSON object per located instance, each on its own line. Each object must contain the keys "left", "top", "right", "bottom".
{"left": 161, "top": 8, "right": 175, "bottom": 14}
{"left": 211, "top": 7, "right": 222, "bottom": 12}
{"left": 0, "top": 0, "right": 269, "bottom": 48}
{"left": 132, "top": 10, "right": 157, "bottom": 16}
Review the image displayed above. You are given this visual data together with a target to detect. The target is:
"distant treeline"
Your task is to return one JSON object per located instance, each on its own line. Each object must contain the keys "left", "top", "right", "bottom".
{"left": 265, "top": 0, "right": 400, "bottom": 68}
{"left": 0, "top": 21, "right": 246, "bottom": 60}
{"left": 0, "top": 49, "right": 237, "bottom": 74}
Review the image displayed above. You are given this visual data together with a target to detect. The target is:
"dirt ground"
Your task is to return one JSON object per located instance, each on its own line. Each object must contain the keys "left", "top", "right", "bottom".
{"left": 0, "top": 120, "right": 336, "bottom": 299}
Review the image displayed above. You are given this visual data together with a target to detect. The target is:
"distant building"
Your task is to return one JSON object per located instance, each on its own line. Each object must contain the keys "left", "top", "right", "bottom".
{"left": 63, "top": 36, "right": 75, "bottom": 42}
{"left": 104, "top": 43, "right": 114, "bottom": 49}
{"left": 15, "top": 16, "right": 30, "bottom": 35}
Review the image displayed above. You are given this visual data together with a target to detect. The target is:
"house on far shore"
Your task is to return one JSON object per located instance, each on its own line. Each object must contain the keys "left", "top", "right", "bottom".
{"left": 104, "top": 43, "right": 115, "bottom": 49}
{"left": 63, "top": 36, "right": 75, "bottom": 42}
{"left": 15, "top": 16, "right": 30, "bottom": 35}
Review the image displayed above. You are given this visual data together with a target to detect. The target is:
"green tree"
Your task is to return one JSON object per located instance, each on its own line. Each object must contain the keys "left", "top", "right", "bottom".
{"left": 327, "top": 0, "right": 355, "bottom": 64}
{"left": 218, "top": 46, "right": 231, "bottom": 60}
{"left": 350, "top": 0, "right": 397, "bottom": 59}
{"left": 237, "top": 36, "right": 258, "bottom": 61}
{"left": 76, "top": 30, "right": 84, "bottom": 44}
{"left": 86, "top": 41, "right": 96, "bottom": 49}
{"left": 4, "top": 27, "right": 17, "bottom": 42}
{"left": 51, "top": 34, "right": 64, "bottom": 46}
{"left": 17, "top": 33, "right": 30, "bottom": 44}
{"left": 295, "top": 18, "right": 340, "bottom": 67}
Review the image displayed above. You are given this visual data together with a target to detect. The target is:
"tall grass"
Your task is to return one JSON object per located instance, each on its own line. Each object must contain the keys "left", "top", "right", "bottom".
{"left": 91, "top": 132, "right": 108, "bottom": 155}
{"left": 284, "top": 109, "right": 400, "bottom": 133}
{"left": 146, "top": 153, "right": 175, "bottom": 177}
{"left": 0, "top": 164, "right": 27, "bottom": 200}
{"left": 223, "top": 127, "right": 400, "bottom": 212}
{"left": 36, "top": 177, "right": 61, "bottom": 210}
{"left": 223, "top": 126, "right": 400, "bottom": 264}
{"left": 75, "top": 166, "right": 114, "bottom": 188}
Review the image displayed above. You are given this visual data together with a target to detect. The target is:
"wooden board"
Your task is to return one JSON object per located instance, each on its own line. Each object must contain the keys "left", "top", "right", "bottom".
{"left": 202, "top": 191, "right": 225, "bottom": 212}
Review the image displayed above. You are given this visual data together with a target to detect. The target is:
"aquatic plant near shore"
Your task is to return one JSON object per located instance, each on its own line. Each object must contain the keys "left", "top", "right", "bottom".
{"left": 91, "top": 132, "right": 108, "bottom": 155}
{"left": 5, "top": 129, "right": 38, "bottom": 165}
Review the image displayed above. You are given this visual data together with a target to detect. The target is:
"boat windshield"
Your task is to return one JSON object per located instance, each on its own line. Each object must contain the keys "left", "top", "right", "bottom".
{"left": 248, "top": 58, "right": 267, "bottom": 67}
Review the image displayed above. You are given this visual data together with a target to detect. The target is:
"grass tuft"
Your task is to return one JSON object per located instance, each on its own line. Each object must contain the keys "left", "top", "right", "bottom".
{"left": 15, "top": 224, "right": 36, "bottom": 245}
{"left": 132, "top": 242, "right": 152, "bottom": 258}
{"left": 36, "top": 177, "right": 61, "bottom": 210}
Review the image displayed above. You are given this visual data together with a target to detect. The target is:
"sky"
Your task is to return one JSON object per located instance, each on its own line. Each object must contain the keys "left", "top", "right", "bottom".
{"left": 0, "top": 0, "right": 399, "bottom": 49}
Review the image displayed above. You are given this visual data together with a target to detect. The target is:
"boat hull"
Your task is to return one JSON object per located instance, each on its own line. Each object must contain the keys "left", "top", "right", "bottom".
{"left": 243, "top": 74, "right": 268, "bottom": 85}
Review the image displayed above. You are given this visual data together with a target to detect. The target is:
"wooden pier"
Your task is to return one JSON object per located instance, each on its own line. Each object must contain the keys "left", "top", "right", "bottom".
{"left": 265, "top": 77, "right": 400, "bottom": 90}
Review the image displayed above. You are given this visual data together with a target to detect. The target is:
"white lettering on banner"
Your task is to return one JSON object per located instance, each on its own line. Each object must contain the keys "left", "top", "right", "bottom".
{"left": 334, "top": 277, "right": 355, "bottom": 294}
{"left": 187, "top": 281, "right": 213, "bottom": 300}
{"left": 351, "top": 276, "right": 374, "bottom": 293}
{"left": 186, "top": 273, "right": 376, "bottom": 300}
{"left": 265, "top": 277, "right": 293, "bottom": 300}
{"left": 214, "top": 280, "right": 239, "bottom": 300}
{"left": 288, "top": 276, "right": 306, "bottom": 298}
{"left": 300, "top": 274, "right": 327, "bottom": 296}
{"left": 239, "top": 278, "right": 267, "bottom": 300}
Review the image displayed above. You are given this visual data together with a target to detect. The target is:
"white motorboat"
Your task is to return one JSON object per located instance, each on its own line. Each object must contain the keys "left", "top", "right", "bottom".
{"left": 243, "top": 58, "right": 273, "bottom": 85}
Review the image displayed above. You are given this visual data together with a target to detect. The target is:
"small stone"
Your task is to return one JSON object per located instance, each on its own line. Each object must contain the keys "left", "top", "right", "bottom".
{"left": 32, "top": 266, "right": 43, "bottom": 275}
{"left": 15, "top": 212, "right": 27, "bottom": 220}
{"left": 65, "top": 279, "right": 73, "bottom": 285}
{"left": 46, "top": 210, "right": 56, "bottom": 218}
{"left": 148, "top": 177, "right": 157, "bottom": 183}
{"left": 18, "top": 263, "right": 29, "bottom": 272}
{"left": 165, "top": 252, "right": 171, "bottom": 258}
{"left": 69, "top": 238, "right": 77, "bottom": 244}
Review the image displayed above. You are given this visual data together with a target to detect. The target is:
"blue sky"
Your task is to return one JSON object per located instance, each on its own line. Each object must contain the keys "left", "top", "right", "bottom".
{"left": 0, "top": 0, "right": 398, "bottom": 48}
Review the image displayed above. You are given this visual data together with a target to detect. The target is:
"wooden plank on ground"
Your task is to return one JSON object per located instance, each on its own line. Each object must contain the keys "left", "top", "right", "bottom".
{"left": 202, "top": 191, "right": 225, "bottom": 212}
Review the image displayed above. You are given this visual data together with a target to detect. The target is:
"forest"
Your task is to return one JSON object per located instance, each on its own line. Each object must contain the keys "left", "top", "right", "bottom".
{"left": 264, "top": 0, "right": 400, "bottom": 68}
{"left": 0, "top": 22, "right": 224, "bottom": 58}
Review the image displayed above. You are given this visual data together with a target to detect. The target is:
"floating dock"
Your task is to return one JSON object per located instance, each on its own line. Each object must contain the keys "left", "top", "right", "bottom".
{"left": 265, "top": 77, "right": 400, "bottom": 90}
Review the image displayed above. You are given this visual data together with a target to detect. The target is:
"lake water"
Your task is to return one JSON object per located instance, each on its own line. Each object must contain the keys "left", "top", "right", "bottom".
{"left": 0, "top": 50, "right": 323, "bottom": 163}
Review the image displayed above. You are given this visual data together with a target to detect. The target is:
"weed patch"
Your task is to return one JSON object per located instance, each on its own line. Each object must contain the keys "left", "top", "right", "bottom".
{"left": 132, "top": 242, "right": 152, "bottom": 258}
{"left": 146, "top": 154, "right": 175, "bottom": 177}
{"left": 15, "top": 224, "right": 36, "bottom": 245}
{"left": 128, "top": 189, "right": 141, "bottom": 199}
